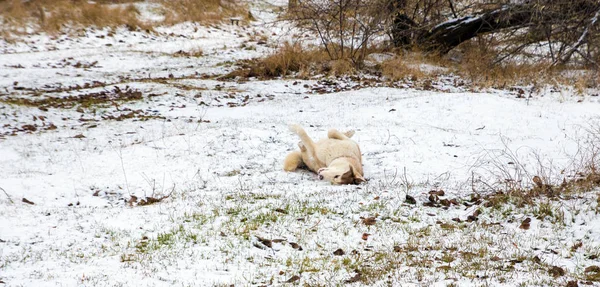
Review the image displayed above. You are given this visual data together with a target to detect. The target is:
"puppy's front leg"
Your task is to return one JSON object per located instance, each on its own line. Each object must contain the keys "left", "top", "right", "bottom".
{"left": 289, "top": 124, "right": 324, "bottom": 172}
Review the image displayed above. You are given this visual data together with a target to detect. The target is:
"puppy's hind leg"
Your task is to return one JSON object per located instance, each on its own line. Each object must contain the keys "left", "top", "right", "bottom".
{"left": 283, "top": 151, "right": 303, "bottom": 171}
{"left": 328, "top": 129, "right": 355, "bottom": 140}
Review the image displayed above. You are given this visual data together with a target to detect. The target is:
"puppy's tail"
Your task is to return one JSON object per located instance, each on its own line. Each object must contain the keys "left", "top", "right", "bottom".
{"left": 283, "top": 151, "right": 303, "bottom": 172}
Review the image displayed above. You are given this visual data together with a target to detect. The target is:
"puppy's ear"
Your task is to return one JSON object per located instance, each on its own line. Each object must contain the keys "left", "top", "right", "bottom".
{"left": 353, "top": 175, "right": 366, "bottom": 184}
{"left": 350, "top": 164, "right": 366, "bottom": 184}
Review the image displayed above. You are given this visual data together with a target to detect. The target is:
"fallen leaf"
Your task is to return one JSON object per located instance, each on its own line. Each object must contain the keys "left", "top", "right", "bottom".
{"left": 333, "top": 248, "right": 345, "bottom": 256}
{"left": 22, "top": 124, "right": 37, "bottom": 131}
{"left": 429, "top": 190, "right": 445, "bottom": 196}
{"left": 361, "top": 233, "right": 370, "bottom": 240}
{"left": 344, "top": 271, "right": 361, "bottom": 283}
{"left": 362, "top": 217, "right": 377, "bottom": 226}
{"left": 549, "top": 266, "right": 565, "bottom": 277}
{"left": 405, "top": 195, "right": 416, "bottom": 205}
{"left": 256, "top": 236, "right": 272, "bottom": 248}
{"left": 519, "top": 218, "right": 531, "bottom": 230}
{"left": 289, "top": 242, "right": 303, "bottom": 250}
{"left": 428, "top": 194, "right": 439, "bottom": 203}
{"left": 274, "top": 208, "right": 288, "bottom": 214}
{"left": 285, "top": 275, "right": 300, "bottom": 283}
{"left": 585, "top": 265, "right": 600, "bottom": 273}
{"left": 22, "top": 198, "right": 35, "bottom": 205}
{"left": 138, "top": 195, "right": 169, "bottom": 206}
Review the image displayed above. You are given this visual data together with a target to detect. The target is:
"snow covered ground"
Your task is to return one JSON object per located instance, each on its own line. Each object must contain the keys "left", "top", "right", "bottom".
{"left": 1, "top": 2, "right": 600, "bottom": 287}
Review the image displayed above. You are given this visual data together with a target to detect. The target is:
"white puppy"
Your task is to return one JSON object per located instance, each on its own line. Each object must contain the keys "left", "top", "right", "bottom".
{"left": 283, "top": 124, "right": 365, "bottom": 185}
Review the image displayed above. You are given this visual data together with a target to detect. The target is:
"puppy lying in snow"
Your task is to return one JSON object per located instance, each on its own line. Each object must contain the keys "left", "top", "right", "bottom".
{"left": 283, "top": 124, "right": 365, "bottom": 185}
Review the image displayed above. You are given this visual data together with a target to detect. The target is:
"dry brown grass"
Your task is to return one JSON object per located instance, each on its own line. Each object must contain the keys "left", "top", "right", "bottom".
{"left": 381, "top": 51, "right": 441, "bottom": 82}
{"left": 450, "top": 42, "right": 554, "bottom": 89}
{"left": 0, "top": 0, "right": 145, "bottom": 34}
{"left": 160, "top": 0, "right": 248, "bottom": 25}
{"left": 379, "top": 41, "right": 600, "bottom": 91}
{"left": 221, "top": 42, "right": 345, "bottom": 80}
{"left": 0, "top": 0, "right": 247, "bottom": 35}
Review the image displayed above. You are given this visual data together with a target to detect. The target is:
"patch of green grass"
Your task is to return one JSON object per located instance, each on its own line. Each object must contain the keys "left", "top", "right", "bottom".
{"left": 135, "top": 224, "right": 201, "bottom": 255}
{"left": 225, "top": 169, "right": 241, "bottom": 176}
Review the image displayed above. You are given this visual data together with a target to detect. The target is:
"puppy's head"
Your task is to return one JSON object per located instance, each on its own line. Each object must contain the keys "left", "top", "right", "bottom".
{"left": 318, "top": 161, "right": 365, "bottom": 185}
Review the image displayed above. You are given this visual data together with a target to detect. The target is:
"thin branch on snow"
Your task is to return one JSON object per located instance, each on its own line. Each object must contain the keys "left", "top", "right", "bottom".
{"left": 0, "top": 186, "right": 14, "bottom": 204}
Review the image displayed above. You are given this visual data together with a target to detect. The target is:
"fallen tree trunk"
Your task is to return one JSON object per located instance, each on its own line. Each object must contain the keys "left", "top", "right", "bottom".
{"left": 388, "top": 0, "right": 600, "bottom": 57}
{"left": 416, "top": 4, "right": 535, "bottom": 53}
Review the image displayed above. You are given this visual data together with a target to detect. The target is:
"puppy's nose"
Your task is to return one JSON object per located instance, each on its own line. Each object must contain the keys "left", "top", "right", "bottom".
{"left": 318, "top": 174, "right": 324, "bottom": 180}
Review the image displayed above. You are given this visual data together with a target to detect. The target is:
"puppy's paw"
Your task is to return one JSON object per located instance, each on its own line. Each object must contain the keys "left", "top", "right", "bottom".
{"left": 289, "top": 124, "right": 302, "bottom": 134}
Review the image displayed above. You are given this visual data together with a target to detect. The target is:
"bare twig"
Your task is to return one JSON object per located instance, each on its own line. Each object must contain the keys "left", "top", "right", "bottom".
{"left": 0, "top": 186, "right": 14, "bottom": 204}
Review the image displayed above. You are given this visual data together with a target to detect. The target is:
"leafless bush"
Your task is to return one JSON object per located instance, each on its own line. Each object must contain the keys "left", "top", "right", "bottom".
{"left": 285, "top": 0, "right": 394, "bottom": 67}
{"left": 468, "top": 124, "right": 600, "bottom": 207}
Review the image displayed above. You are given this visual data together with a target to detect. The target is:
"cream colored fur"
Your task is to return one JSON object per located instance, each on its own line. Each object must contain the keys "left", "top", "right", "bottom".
{"left": 283, "top": 124, "right": 365, "bottom": 185}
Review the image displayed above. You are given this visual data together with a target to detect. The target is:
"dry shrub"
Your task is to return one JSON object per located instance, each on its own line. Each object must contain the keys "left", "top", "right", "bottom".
{"left": 160, "top": 0, "right": 247, "bottom": 25}
{"left": 382, "top": 57, "right": 426, "bottom": 82}
{"left": 381, "top": 51, "right": 446, "bottom": 82}
{"left": 380, "top": 40, "right": 596, "bottom": 90}
{"left": 474, "top": 123, "right": 600, "bottom": 211}
{"left": 330, "top": 59, "right": 355, "bottom": 76}
{"left": 449, "top": 40, "right": 550, "bottom": 88}
{"left": 221, "top": 43, "right": 333, "bottom": 79}
{"left": 45, "top": 1, "right": 144, "bottom": 33}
